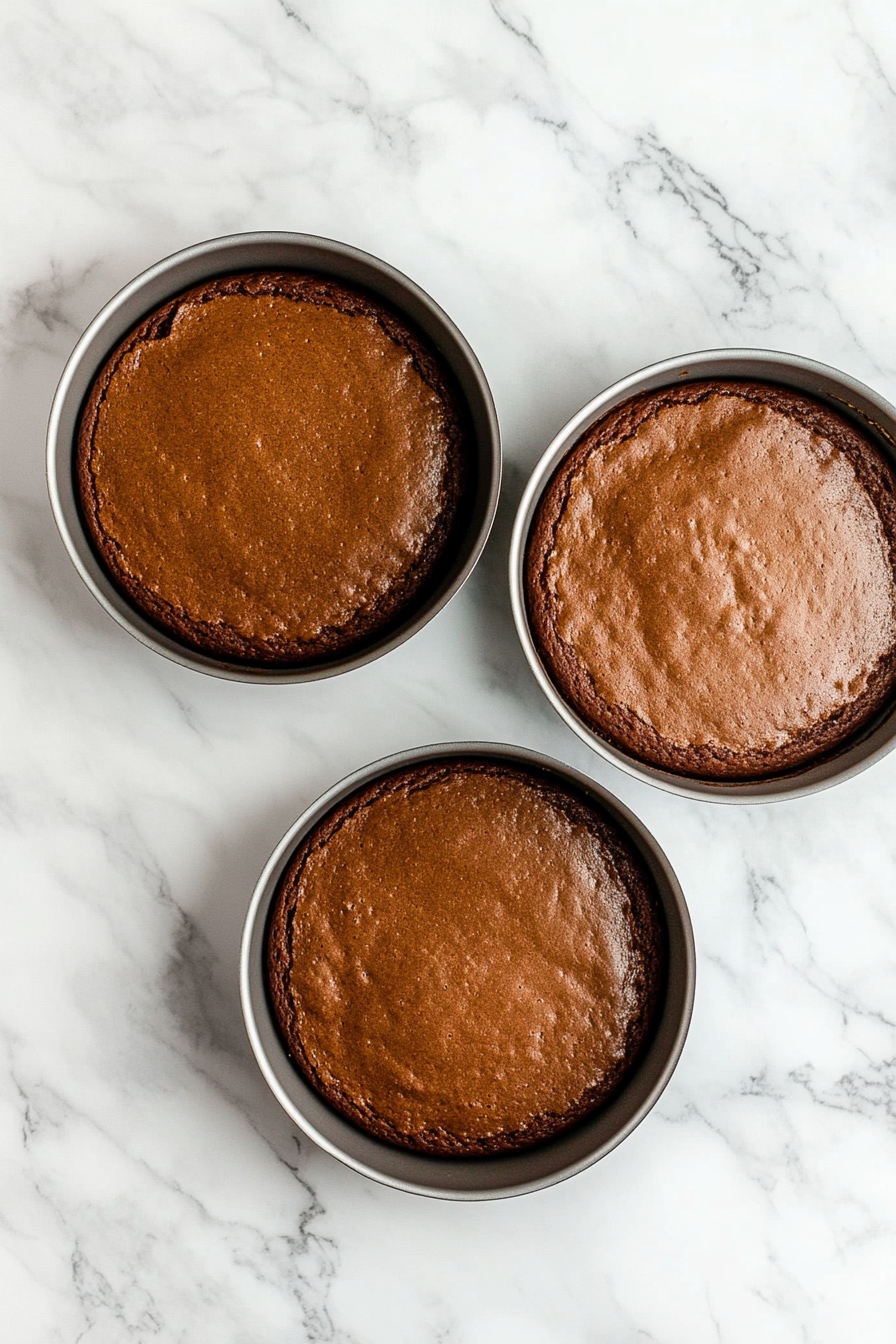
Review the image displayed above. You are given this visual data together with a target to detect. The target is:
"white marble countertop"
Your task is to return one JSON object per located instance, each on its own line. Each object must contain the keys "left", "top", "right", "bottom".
{"left": 3, "top": 0, "right": 896, "bottom": 1338}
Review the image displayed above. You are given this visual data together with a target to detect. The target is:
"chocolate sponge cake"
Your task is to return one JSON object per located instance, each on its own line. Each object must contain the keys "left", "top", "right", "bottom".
{"left": 266, "top": 758, "right": 666, "bottom": 1156}
{"left": 526, "top": 380, "right": 896, "bottom": 781}
{"left": 76, "top": 271, "right": 472, "bottom": 666}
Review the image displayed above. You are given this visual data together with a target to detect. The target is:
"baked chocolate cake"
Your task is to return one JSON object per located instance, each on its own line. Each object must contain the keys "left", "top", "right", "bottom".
{"left": 77, "top": 271, "right": 472, "bottom": 665}
{"left": 266, "top": 758, "right": 666, "bottom": 1156}
{"left": 526, "top": 380, "right": 896, "bottom": 781}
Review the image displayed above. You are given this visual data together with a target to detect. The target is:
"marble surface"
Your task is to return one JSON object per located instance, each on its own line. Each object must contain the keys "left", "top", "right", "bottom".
{"left": 2, "top": 0, "right": 896, "bottom": 1338}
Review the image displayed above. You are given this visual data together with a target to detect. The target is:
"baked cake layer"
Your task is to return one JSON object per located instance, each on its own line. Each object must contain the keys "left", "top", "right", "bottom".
{"left": 527, "top": 380, "right": 896, "bottom": 780}
{"left": 266, "top": 758, "right": 667, "bottom": 1155}
{"left": 77, "top": 271, "right": 472, "bottom": 665}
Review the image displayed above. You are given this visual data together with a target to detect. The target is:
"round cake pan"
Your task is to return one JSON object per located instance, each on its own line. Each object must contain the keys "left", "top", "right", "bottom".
{"left": 47, "top": 232, "right": 501, "bottom": 682}
{"left": 510, "top": 348, "right": 896, "bottom": 804}
{"left": 240, "top": 741, "right": 695, "bottom": 1201}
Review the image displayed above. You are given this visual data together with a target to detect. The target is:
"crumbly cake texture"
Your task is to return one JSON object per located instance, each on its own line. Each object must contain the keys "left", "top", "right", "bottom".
{"left": 77, "top": 271, "right": 472, "bottom": 665}
{"left": 526, "top": 380, "right": 896, "bottom": 781}
{"left": 266, "top": 759, "right": 667, "bottom": 1156}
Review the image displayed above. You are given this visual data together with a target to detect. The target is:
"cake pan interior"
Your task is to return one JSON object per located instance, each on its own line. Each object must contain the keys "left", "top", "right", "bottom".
{"left": 510, "top": 348, "right": 896, "bottom": 804}
{"left": 240, "top": 742, "right": 695, "bottom": 1200}
{"left": 48, "top": 231, "right": 501, "bottom": 682}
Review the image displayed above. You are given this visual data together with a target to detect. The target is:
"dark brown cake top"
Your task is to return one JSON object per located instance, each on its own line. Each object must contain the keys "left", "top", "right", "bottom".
{"left": 527, "top": 381, "right": 896, "bottom": 779}
{"left": 266, "top": 759, "right": 665, "bottom": 1155}
{"left": 77, "top": 272, "right": 469, "bottom": 664}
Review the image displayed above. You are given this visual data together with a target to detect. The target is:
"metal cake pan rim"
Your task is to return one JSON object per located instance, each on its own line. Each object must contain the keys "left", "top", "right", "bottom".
{"left": 47, "top": 230, "right": 502, "bottom": 683}
{"left": 509, "top": 347, "right": 896, "bottom": 805}
{"left": 239, "top": 740, "right": 696, "bottom": 1201}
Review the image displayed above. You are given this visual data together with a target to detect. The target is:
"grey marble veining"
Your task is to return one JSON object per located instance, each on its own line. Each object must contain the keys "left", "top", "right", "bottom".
{"left": 1, "top": 0, "right": 896, "bottom": 1339}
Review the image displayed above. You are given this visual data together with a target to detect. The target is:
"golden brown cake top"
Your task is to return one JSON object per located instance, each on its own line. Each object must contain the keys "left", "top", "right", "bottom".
{"left": 527, "top": 381, "right": 896, "bottom": 779}
{"left": 266, "top": 759, "right": 665, "bottom": 1155}
{"left": 77, "top": 272, "right": 469, "bottom": 664}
